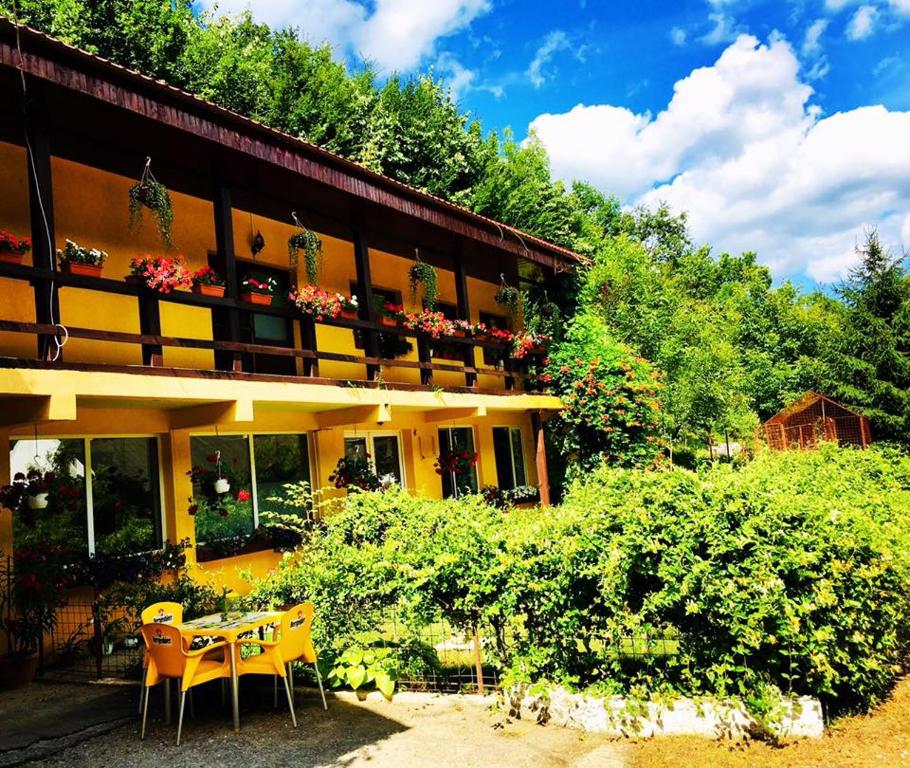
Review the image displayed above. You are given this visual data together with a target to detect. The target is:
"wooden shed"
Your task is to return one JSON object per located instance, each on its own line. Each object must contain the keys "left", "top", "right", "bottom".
{"left": 762, "top": 392, "right": 871, "bottom": 451}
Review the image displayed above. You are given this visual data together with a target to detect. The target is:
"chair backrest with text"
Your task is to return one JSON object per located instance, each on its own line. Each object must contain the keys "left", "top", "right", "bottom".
{"left": 279, "top": 603, "right": 317, "bottom": 664}
{"left": 140, "top": 623, "right": 186, "bottom": 680}
{"left": 140, "top": 602, "right": 183, "bottom": 627}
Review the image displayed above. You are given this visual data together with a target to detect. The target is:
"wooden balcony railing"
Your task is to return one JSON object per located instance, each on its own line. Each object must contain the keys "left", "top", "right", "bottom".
{"left": 0, "top": 261, "right": 544, "bottom": 393}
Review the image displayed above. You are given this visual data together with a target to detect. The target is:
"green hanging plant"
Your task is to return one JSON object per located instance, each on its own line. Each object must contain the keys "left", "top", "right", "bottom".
{"left": 128, "top": 158, "right": 174, "bottom": 248}
{"left": 408, "top": 254, "right": 438, "bottom": 310}
{"left": 494, "top": 276, "right": 522, "bottom": 321}
{"left": 288, "top": 212, "right": 322, "bottom": 282}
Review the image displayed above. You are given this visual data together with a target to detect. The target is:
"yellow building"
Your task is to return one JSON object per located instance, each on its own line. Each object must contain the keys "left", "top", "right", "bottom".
{"left": 0, "top": 21, "right": 580, "bottom": 591}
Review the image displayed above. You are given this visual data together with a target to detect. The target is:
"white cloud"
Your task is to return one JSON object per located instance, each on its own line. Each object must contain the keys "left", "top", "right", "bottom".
{"left": 529, "top": 34, "right": 910, "bottom": 282}
{"left": 201, "top": 0, "right": 490, "bottom": 72}
{"left": 846, "top": 4, "right": 878, "bottom": 39}
{"left": 902, "top": 214, "right": 910, "bottom": 249}
{"left": 527, "top": 30, "right": 571, "bottom": 89}
{"left": 802, "top": 18, "right": 828, "bottom": 54}
{"left": 700, "top": 12, "right": 741, "bottom": 44}
{"left": 670, "top": 27, "right": 688, "bottom": 46}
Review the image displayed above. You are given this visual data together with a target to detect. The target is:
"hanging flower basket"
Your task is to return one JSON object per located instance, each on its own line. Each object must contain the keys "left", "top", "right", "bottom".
{"left": 288, "top": 216, "right": 322, "bottom": 281}
{"left": 214, "top": 477, "right": 231, "bottom": 495}
{"left": 408, "top": 258, "right": 438, "bottom": 310}
{"left": 494, "top": 278, "right": 522, "bottom": 321}
{"left": 27, "top": 492, "right": 49, "bottom": 510}
{"left": 128, "top": 158, "right": 174, "bottom": 248}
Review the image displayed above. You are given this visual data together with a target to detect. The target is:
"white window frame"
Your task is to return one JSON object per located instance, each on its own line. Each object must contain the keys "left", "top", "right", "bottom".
{"left": 190, "top": 431, "right": 315, "bottom": 532}
{"left": 492, "top": 425, "right": 527, "bottom": 490}
{"left": 9, "top": 434, "right": 166, "bottom": 557}
{"left": 343, "top": 430, "right": 407, "bottom": 488}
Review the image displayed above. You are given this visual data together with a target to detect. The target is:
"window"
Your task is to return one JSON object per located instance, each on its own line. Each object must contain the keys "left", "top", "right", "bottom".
{"left": 343, "top": 432, "right": 405, "bottom": 486}
{"left": 479, "top": 311, "right": 510, "bottom": 366}
{"left": 9, "top": 436, "right": 162, "bottom": 557}
{"left": 189, "top": 433, "right": 312, "bottom": 549}
{"left": 438, "top": 427, "right": 478, "bottom": 498}
{"left": 252, "top": 434, "right": 311, "bottom": 517}
{"left": 492, "top": 427, "right": 527, "bottom": 492}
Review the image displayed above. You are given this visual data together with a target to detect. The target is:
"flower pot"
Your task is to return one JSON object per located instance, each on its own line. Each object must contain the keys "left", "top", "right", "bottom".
{"left": 0, "top": 653, "right": 38, "bottom": 689}
{"left": 0, "top": 251, "right": 24, "bottom": 265}
{"left": 380, "top": 316, "right": 399, "bottom": 328}
{"left": 61, "top": 262, "right": 103, "bottom": 278}
{"left": 193, "top": 284, "right": 226, "bottom": 298}
{"left": 340, "top": 309, "right": 358, "bottom": 321}
{"left": 453, "top": 329, "right": 466, "bottom": 338}
{"left": 241, "top": 291, "right": 272, "bottom": 306}
{"left": 214, "top": 477, "right": 231, "bottom": 495}
{"left": 27, "top": 492, "right": 49, "bottom": 510}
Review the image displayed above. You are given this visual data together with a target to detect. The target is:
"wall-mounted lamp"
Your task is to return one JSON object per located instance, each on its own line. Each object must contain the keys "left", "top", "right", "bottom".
{"left": 250, "top": 230, "right": 266, "bottom": 257}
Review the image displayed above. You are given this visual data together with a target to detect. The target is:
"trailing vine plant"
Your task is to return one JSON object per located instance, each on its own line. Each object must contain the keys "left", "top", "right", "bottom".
{"left": 128, "top": 157, "right": 174, "bottom": 248}
{"left": 408, "top": 250, "right": 438, "bottom": 310}
{"left": 288, "top": 211, "right": 322, "bottom": 282}
{"left": 494, "top": 275, "right": 522, "bottom": 322}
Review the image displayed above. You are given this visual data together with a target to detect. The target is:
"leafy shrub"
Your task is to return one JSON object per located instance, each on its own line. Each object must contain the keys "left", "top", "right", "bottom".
{"left": 247, "top": 447, "right": 910, "bottom": 714}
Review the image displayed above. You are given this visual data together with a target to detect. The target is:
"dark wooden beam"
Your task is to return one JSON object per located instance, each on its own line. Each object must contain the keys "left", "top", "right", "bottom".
{"left": 213, "top": 183, "right": 243, "bottom": 372}
{"left": 352, "top": 223, "right": 380, "bottom": 381}
{"left": 137, "top": 290, "right": 163, "bottom": 366}
{"left": 453, "top": 243, "right": 477, "bottom": 389}
{"left": 25, "top": 122, "right": 60, "bottom": 361}
{"left": 531, "top": 410, "right": 551, "bottom": 506}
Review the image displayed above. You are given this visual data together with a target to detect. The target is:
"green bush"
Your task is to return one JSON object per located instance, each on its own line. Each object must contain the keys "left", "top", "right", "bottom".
{"left": 247, "top": 446, "right": 910, "bottom": 714}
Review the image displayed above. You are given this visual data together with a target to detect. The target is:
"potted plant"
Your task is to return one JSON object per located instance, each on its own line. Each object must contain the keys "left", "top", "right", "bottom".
{"left": 487, "top": 327, "right": 515, "bottom": 347}
{"left": 290, "top": 284, "right": 342, "bottom": 321}
{"left": 0, "top": 548, "right": 69, "bottom": 689}
{"left": 0, "top": 470, "right": 54, "bottom": 512}
{"left": 57, "top": 239, "right": 108, "bottom": 277}
{"left": 288, "top": 226, "right": 322, "bottom": 282}
{"left": 240, "top": 276, "right": 277, "bottom": 305}
{"left": 128, "top": 158, "right": 174, "bottom": 248}
{"left": 452, "top": 319, "right": 476, "bottom": 338}
{"left": 339, "top": 294, "right": 359, "bottom": 320}
{"left": 0, "top": 231, "right": 31, "bottom": 265}
{"left": 434, "top": 450, "right": 479, "bottom": 478}
{"left": 512, "top": 330, "right": 550, "bottom": 361}
{"left": 408, "top": 258, "right": 438, "bottom": 310}
{"left": 377, "top": 300, "right": 405, "bottom": 328}
{"left": 494, "top": 280, "right": 522, "bottom": 321}
{"left": 128, "top": 255, "right": 192, "bottom": 294}
{"left": 404, "top": 309, "right": 456, "bottom": 340}
{"left": 328, "top": 455, "right": 382, "bottom": 492}
{"left": 191, "top": 265, "right": 226, "bottom": 297}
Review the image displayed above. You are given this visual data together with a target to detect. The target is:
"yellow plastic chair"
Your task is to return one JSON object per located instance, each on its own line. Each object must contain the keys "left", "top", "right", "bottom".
{"left": 139, "top": 623, "right": 231, "bottom": 746}
{"left": 137, "top": 602, "right": 184, "bottom": 715}
{"left": 236, "top": 602, "right": 327, "bottom": 727}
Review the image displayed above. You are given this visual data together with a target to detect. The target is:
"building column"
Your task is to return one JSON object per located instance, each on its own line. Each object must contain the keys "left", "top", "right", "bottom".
{"left": 531, "top": 411, "right": 551, "bottom": 506}
{"left": 161, "top": 429, "right": 197, "bottom": 559}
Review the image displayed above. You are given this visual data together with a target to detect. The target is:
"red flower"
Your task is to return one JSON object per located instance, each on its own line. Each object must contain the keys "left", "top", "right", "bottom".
{"left": 188, "top": 504, "right": 199, "bottom": 515}
{"left": 235, "top": 488, "right": 251, "bottom": 502}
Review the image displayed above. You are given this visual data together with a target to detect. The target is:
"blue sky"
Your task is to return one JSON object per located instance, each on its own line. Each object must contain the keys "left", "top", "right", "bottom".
{"left": 202, "top": 0, "right": 910, "bottom": 286}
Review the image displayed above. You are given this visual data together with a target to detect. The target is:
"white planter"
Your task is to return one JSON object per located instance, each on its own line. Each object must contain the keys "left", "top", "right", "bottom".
{"left": 214, "top": 478, "right": 231, "bottom": 495}
{"left": 27, "top": 493, "right": 49, "bottom": 510}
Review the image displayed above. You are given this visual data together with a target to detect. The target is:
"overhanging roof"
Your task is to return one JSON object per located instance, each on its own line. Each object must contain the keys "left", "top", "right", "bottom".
{"left": 0, "top": 18, "right": 585, "bottom": 272}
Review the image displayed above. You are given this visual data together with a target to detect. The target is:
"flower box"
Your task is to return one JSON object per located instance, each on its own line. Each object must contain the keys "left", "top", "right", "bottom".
{"left": 61, "top": 261, "right": 103, "bottom": 278}
{"left": 193, "top": 283, "right": 226, "bottom": 298}
{"left": 340, "top": 309, "right": 358, "bottom": 321}
{"left": 0, "top": 251, "right": 23, "bottom": 265}
{"left": 241, "top": 291, "right": 272, "bottom": 305}
{"left": 380, "top": 316, "right": 399, "bottom": 328}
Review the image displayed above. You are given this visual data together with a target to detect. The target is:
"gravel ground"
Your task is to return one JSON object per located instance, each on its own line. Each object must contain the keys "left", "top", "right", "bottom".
{"left": 18, "top": 686, "right": 629, "bottom": 768}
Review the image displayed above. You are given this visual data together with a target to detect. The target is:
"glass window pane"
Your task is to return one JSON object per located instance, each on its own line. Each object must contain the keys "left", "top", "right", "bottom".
{"left": 492, "top": 427, "right": 516, "bottom": 491}
{"left": 254, "top": 434, "right": 310, "bottom": 516}
{"left": 90, "top": 438, "right": 161, "bottom": 556}
{"left": 9, "top": 438, "right": 86, "bottom": 557}
{"left": 253, "top": 313, "right": 290, "bottom": 342}
{"left": 372, "top": 436, "right": 402, "bottom": 485}
{"left": 344, "top": 437, "right": 368, "bottom": 462}
{"left": 190, "top": 435, "right": 254, "bottom": 543}
{"left": 510, "top": 429, "right": 527, "bottom": 487}
{"left": 438, "top": 427, "right": 477, "bottom": 498}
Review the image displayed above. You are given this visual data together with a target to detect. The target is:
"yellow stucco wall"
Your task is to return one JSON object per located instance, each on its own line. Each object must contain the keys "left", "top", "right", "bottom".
{"left": 0, "top": 142, "right": 516, "bottom": 390}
